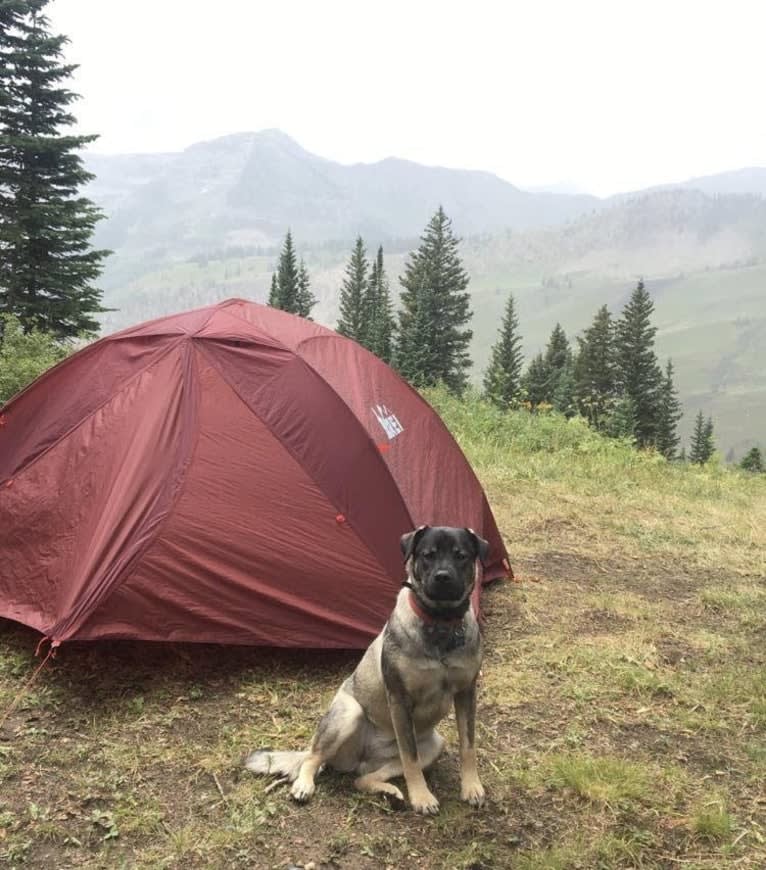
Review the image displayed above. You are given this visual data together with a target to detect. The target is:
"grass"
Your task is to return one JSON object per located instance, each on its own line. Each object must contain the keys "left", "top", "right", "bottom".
{"left": 691, "top": 799, "right": 733, "bottom": 844}
{"left": 544, "top": 753, "right": 653, "bottom": 805}
{"left": 1, "top": 391, "right": 765, "bottom": 868}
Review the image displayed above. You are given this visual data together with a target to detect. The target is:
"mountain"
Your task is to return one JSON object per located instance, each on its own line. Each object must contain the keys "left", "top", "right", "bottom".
{"left": 616, "top": 167, "right": 766, "bottom": 200}
{"left": 83, "top": 129, "right": 600, "bottom": 260}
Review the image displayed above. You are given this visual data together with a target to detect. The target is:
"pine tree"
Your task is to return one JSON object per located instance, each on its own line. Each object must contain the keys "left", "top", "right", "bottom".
{"left": 522, "top": 353, "right": 550, "bottom": 408}
{"left": 615, "top": 280, "right": 663, "bottom": 448}
{"left": 268, "top": 232, "right": 315, "bottom": 318}
{"left": 545, "top": 323, "right": 570, "bottom": 375}
{"left": 603, "top": 395, "right": 637, "bottom": 442}
{"left": 272, "top": 231, "right": 299, "bottom": 312}
{"left": 703, "top": 416, "right": 715, "bottom": 462}
{"left": 336, "top": 236, "right": 368, "bottom": 341}
{"left": 483, "top": 292, "right": 524, "bottom": 409}
{"left": 295, "top": 259, "right": 316, "bottom": 319}
{"left": 546, "top": 323, "right": 575, "bottom": 412}
{"left": 740, "top": 447, "right": 764, "bottom": 473}
{"left": 552, "top": 358, "right": 577, "bottom": 417}
{"left": 396, "top": 206, "right": 473, "bottom": 393}
{"left": 574, "top": 305, "right": 617, "bottom": 429}
{"left": 395, "top": 283, "right": 437, "bottom": 388}
{"left": 525, "top": 323, "right": 573, "bottom": 411}
{"left": 654, "top": 359, "right": 683, "bottom": 459}
{"left": 268, "top": 273, "right": 279, "bottom": 307}
{"left": 689, "top": 411, "right": 715, "bottom": 464}
{"left": 689, "top": 411, "right": 705, "bottom": 464}
{"left": 363, "top": 246, "right": 395, "bottom": 363}
{"left": 0, "top": 0, "right": 110, "bottom": 339}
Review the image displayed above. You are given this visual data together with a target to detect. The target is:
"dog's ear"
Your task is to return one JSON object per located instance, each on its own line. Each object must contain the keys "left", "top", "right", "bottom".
{"left": 465, "top": 528, "right": 490, "bottom": 564}
{"left": 400, "top": 525, "right": 429, "bottom": 561}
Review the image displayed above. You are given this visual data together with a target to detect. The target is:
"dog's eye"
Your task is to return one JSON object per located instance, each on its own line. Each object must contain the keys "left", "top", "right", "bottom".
{"left": 421, "top": 550, "right": 436, "bottom": 561}
{"left": 455, "top": 550, "right": 469, "bottom": 560}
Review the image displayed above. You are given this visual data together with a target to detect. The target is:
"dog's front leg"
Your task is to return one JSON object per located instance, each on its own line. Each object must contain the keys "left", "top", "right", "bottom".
{"left": 385, "top": 684, "right": 440, "bottom": 815}
{"left": 454, "top": 678, "right": 485, "bottom": 807}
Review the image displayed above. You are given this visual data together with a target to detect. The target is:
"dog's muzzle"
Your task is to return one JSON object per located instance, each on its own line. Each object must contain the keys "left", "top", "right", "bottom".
{"left": 426, "top": 569, "right": 465, "bottom": 602}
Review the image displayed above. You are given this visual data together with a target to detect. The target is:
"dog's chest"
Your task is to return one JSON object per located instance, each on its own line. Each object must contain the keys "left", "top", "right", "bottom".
{"left": 405, "top": 651, "right": 478, "bottom": 707}
{"left": 421, "top": 620, "right": 468, "bottom": 653}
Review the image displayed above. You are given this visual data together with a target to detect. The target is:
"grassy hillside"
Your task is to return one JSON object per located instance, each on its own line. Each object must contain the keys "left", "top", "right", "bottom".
{"left": 467, "top": 262, "right": 766, "bottom": 459}
{"left": 1, "top": 393, "right": 764, "bottom": 868}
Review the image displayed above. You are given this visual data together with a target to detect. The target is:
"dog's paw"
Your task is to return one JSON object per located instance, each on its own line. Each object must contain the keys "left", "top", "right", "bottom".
{"left": 380, "top": 783, "right": 405, "bottom": 804}
{"left": 290, "top": 778, "right": 315, "bottom": 803}
{"left": 461, "top": 779, "right": 486, "bottom": 808}
{"left": 410, "top": 789, "right": 440, "bottom": 815}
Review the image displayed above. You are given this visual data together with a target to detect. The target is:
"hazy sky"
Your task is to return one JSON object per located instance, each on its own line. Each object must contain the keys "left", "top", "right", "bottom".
{"left": 49, "top": 0, "right": 765, "bottom": 197}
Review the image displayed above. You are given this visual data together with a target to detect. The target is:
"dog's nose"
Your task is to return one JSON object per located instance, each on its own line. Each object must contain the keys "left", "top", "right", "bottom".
{"left": 434, "top": 570, "right": 452, "bottom": 583}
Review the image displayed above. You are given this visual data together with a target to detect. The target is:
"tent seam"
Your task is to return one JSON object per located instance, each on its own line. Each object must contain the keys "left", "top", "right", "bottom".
{"left": 48, "top": 340, "right": 202, "bottom": 643}
{"left": 195, "top": 339, "right": 411, "bottom": 582}
{"left": 295, "top": 333, "right": 510, "bottom": 574}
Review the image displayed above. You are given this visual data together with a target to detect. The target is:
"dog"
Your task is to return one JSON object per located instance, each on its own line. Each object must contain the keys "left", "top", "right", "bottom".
{"left": 245, "top": 525, "right": 488, "bottom": 814}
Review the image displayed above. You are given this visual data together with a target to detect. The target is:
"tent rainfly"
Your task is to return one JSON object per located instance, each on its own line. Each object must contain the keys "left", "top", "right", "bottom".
{"left": 0, "top": 299, "right": 509, "bottom": 649}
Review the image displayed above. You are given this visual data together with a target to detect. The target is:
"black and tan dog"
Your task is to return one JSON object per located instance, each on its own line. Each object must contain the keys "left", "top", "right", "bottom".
{"left": 245, "top": 525, "right": 488, "bottom": 814}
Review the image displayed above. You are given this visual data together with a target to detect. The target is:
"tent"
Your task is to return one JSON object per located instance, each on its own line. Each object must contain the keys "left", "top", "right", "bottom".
{"left": 0, "top": 299, "right": 509, "bottom": 649}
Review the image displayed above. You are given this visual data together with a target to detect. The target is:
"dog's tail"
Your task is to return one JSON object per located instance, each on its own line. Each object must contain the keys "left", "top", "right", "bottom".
{"left": 244, "top": 749, "right": 308, "bottom": 782}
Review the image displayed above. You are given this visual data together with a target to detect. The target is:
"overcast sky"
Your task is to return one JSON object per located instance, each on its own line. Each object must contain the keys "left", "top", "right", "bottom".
{"left": 48, "top": 0, "right": 765, "bottom": 197}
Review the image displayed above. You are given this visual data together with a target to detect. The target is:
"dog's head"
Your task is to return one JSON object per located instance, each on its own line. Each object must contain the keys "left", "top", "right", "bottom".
{"left": 400, "top": 525, "right": 489, "bottom": 613}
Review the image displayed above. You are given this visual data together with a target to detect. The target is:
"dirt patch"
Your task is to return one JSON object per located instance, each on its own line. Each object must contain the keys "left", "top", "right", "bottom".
{"left": 1, "top": 540, "right": 764, "bottom": 868}
{"left": 578, "top": 608, "right": 633, "bottom": 634}
{"left": 654, "top": 634, "right": 698, "bottom": 666}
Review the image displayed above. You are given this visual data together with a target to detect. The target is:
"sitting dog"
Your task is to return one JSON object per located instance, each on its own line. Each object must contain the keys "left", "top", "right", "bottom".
{"left": 245, "top": 525, "right": 488, "bottom": 814}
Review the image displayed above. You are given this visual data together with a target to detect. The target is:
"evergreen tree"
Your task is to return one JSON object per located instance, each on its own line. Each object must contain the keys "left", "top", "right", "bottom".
{"left": 689, "top": 411, "right": 706, "bottom": 464}
{"left": 545, "top": 322, "right": 570, "bottom": 374}
{"left": 295, "top": 259, "right": 316, "bottom": 319}
{"left": 689, "top": 411, "right": 715, "bottom": 464}
{"left": 395, "top": 283, "right": 437, "bottom": 388}
{"left": 574, "top": 305, "right": 617, "bottom": 429}
{"left": 602, "top": 395, "right": 637, "bottom": 442}
{"left": 0, "top": 0, "right": 110, "bottom": 338}
{"left": 655, "top": 359, "right": 683, "bottom": 459}
{"left": 268, "top": 273, "right": 279, "bottom": 307}
{"left": 703, "top": 416, "right": 715, "bottom": 462}
{"left": 363, "top": 246, "right": 395, "bottom": 363}
{"left": 615, "top": 280, "right": 663, "bottom": 448}
{"left": 336, "top": 236, "right": 368, "bottom": 341}
{"left": 545, "top": 323, "right": 574, "bottom": 412}
{"left": 526, "top": 323, "right": 574, "bottom": 410}
{"left": 396, "top": 206, "right": 473, "bottom": 393}
{"left": 483, "top": 292, "right": 523, "bottom": 409}
{"left": 521, "top": 324, "right": 574, "bottom": 410}
{"left": 522, "top": 353, "right": 550, "bottom": 408}
{"left": 272, "top": 231, "right": 299, "bottom": 312}
{"left": 740, "top": 447, "right": 764, "bottom": 473}
{"left": 268, "top": 232, "right": 315, "bottom": 318}
{"left": 552, "top": 358, "right": 577, "bottom": 417}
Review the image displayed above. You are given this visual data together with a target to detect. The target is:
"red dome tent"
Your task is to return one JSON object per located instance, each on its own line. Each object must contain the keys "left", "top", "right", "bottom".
{"left": 0, "top": 299, "right": 509, "bottom": 649}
